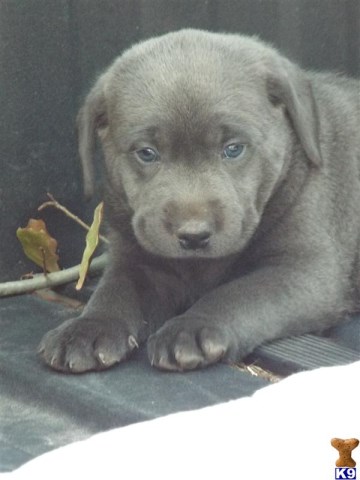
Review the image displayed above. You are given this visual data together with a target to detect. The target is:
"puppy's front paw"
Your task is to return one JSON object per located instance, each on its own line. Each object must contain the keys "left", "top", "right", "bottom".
{"left": 147, "top": 317, "right": 231, "bottom": 371}
{"left": 38, "top": 317, "right": 138, "bottom": 373}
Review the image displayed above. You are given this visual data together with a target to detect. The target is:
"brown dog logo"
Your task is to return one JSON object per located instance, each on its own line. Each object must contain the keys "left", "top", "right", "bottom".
{"left": 331, "top": 438, "right": 359, "bottom": 468}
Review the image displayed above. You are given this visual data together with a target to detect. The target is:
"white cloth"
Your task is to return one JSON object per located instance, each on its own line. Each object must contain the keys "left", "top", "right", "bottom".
{"left": 2, "top": 361, "right": 359, "bottom": 480}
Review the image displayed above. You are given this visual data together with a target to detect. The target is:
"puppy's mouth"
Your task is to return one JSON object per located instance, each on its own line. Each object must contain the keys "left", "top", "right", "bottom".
{"left": 133, "top": 216, "right": 211, "bottom": 257}
{"left": 132, "top": 214, "right": 244, "bottom": 259}
{"left": 141, "top": 235, "right": 215, "bottom": 259}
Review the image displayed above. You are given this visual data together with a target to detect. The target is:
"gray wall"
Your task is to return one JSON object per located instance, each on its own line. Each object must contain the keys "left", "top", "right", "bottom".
{"left": 0, "top": 0, "right": 359, "bottom": 281}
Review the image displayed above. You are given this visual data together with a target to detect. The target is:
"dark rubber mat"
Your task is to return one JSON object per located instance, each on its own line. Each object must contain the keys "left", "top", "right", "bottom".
{"left": 0, "top": 294, "right": 268, "bottom": 472}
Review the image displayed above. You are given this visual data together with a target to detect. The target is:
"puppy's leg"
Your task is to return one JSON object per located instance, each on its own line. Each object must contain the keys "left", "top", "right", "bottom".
{"left": 148, "top": 254, "right": 346, "bottom": 371}
{"left": 38, "top": 265, "right": 145, "bottom": 373}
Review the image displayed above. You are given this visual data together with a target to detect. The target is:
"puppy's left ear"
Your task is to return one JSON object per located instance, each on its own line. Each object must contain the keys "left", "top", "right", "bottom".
{"left": 77, "top": 74, "right": 108, "bottom": 199}
{"left": 266, "top": 62, "right": 323, "bottom": 167}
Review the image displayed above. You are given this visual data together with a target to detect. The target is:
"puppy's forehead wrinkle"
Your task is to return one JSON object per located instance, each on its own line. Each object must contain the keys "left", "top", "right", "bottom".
{"left": 111, "top": 74, "right": 271, "bottom": 155}
{"left": 119, "top": 99, "right": 266, "bottom": 154}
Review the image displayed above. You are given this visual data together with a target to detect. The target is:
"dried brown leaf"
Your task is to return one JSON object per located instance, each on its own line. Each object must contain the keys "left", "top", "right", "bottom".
{"left": 16, "top": 219, "right": 60, "bottom": 273}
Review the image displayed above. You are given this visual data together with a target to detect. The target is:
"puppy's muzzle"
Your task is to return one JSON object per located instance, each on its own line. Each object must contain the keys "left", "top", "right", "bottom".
{"left": 162, "top": 198, "right": 224, "bottom": 254}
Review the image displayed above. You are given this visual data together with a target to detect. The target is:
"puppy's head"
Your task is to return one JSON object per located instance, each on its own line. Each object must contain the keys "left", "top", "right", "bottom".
{"left": 78, "top": 29, "right": 322, "bottom": 259}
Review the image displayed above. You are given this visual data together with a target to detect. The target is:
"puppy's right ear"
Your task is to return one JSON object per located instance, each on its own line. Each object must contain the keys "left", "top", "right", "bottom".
{"left": 77, "top": 76, "right": 108, "bottom": 199}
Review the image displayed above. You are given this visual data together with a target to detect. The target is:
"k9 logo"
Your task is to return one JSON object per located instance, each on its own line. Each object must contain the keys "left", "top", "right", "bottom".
{"left": 335, "top": 468, "right": 357, "bottom": 479}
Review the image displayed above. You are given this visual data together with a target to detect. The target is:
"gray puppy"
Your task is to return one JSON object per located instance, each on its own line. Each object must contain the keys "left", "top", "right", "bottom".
{"left": 39, "top": 29, "right": 360, "bottom": 373}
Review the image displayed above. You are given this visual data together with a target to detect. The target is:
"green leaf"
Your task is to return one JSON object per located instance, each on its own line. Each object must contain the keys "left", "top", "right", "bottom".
{"left": 16, "top": 219, "right": 60, "bottom": 273}
{"left": 76, "top": 202, "right": 104, "bottom": 290}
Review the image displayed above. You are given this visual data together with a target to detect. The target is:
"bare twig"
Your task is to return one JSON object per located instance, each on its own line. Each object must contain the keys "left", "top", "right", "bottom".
{"left": 38, "top": 193, "right": 109, "bottom": 244}
{"left": 234, "top": 362, "right": 282, "bottom": 383}
{"left": 0, "top": 253, "right": 107, "bottom": 297}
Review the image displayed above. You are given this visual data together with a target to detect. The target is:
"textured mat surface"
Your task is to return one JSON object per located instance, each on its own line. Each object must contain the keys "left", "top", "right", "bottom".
{"left": 0, "top": 294, "right": 269, "bottom": 472}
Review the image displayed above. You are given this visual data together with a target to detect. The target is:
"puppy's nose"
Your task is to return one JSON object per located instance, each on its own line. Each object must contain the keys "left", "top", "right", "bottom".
{"left": 178, "top": 231, "right": 211, "bottom": 250}
{"left": 176, "top": 222, "right": 212, "bottom": 250}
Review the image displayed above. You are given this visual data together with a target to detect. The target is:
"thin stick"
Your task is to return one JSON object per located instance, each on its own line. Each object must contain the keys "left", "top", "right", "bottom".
{"left": 0, "top": 253, "right": 107, "bottom": 297}
{"left": 38, "top": 193, "right": 109, "bottom": 244}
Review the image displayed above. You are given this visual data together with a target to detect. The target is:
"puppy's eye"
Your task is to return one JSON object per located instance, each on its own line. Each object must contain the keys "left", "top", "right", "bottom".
{"left": 135, "top": 147, "right": 159, "bottom": 164}
{"left": 223, "top": 143, "right": 246, "bottom": 160}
